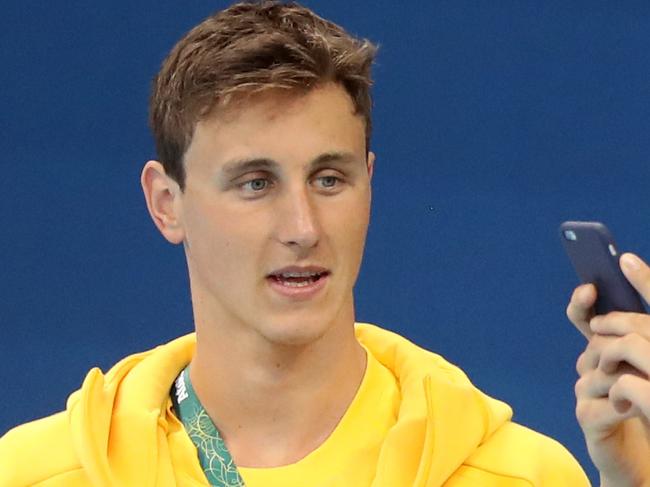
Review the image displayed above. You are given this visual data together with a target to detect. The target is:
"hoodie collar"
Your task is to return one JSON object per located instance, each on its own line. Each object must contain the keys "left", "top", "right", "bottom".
{"left": 65, "top": 324, "right": 511, "bottom": 487}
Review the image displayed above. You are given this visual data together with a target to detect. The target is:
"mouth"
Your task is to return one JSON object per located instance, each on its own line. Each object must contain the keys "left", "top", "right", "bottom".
{"left": 265, "top": 267, "right": 331, "bottom": 299}
{"left": 267, "top": 270, "right": 330, "bottom": 287}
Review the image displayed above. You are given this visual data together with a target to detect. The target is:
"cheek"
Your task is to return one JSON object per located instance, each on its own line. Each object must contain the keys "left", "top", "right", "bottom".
{"left": 184, "top": 204, "right": 266, "bottom": 277}
{"left": 329, "top": 194, "right": 371, "bottom": 256}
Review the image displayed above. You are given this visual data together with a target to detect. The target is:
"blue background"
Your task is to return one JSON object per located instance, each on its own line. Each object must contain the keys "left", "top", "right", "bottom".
{"left": 3, "top": 1, "right": 650, "bottom": 484}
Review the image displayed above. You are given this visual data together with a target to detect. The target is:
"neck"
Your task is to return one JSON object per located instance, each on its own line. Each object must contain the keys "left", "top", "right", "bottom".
{"left": 189, "top": 305, "right": 367, "bottom": 468}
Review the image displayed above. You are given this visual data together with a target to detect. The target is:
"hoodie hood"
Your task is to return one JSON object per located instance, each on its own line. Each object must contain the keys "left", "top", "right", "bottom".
{"left": 66, "top": 324, "right": 512, "bottom": 487}
{"left": 355, "top": 324, "right": 512, "bottom": 487}
{"left": 66, "top": 335, "right": 198, "bottom": 486}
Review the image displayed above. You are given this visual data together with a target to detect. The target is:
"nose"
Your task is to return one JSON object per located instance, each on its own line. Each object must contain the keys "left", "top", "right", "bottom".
{"left": 276, "top": 185, "right": 321, "bottom": 251}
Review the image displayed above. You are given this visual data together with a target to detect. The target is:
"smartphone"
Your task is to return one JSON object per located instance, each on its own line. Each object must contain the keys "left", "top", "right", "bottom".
{"left": 560, "top": 221, "right": 646, "bottom": 315}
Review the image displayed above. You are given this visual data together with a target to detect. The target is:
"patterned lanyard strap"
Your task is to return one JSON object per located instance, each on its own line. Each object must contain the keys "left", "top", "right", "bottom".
{"left": 171, "top": 366, "right": 246, "bottom": 487}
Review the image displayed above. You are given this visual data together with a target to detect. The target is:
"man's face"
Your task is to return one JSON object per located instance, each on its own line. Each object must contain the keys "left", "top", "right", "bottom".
{"left": 176, "top": 83, "right": 373, "bottom": 346}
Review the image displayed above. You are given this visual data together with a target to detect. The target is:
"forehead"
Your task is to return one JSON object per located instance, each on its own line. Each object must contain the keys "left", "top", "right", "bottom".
{"left": 186, "top": 83, "right": 366, "bottom": 166}
{"left": 211, "top": 83, "right": 356, "bottom": 123}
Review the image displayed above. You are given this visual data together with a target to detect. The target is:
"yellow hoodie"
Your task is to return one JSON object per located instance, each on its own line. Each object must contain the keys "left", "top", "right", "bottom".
{"left": 0, "top": 323, "right": 590, "bottom": 486}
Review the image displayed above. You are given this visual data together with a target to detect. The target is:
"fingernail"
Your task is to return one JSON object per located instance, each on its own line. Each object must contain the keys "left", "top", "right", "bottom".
{"left": 621, "top": 253, "right": 641, "bottom": 272}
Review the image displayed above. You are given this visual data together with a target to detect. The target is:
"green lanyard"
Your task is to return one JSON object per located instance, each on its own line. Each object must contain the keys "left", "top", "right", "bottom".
{"left": 171, "top": 366, "right": 246, "bottom": 487}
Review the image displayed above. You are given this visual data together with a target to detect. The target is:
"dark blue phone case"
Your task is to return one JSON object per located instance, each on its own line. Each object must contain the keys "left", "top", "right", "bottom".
{"left": 560, "top": 221, "right": 646, "bottom": 315}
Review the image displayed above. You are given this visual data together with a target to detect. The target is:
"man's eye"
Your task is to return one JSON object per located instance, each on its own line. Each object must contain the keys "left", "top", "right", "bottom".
{"left": 317, "top": 175, "right": 340, "bottom": 189}
{"left": 241, "top": 178, "right": 269, "bottom": 192}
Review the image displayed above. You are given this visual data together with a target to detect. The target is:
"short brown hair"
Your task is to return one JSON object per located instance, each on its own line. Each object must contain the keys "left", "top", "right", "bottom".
{"left": 149, "top": 1, "right": 378, "bottom": 190}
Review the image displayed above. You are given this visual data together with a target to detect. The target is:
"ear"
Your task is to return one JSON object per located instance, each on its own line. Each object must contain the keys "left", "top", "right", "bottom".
{"left": 367, "top": 151, "right": 375, "bottom": 181}
{"left": 141, "top": 160, "right": 185, "bottom": 244}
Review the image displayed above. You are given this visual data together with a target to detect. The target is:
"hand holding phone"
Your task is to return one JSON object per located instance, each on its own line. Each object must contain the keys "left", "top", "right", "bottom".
{"left": 563, "top": 222, "right": 650, "bottom": 487}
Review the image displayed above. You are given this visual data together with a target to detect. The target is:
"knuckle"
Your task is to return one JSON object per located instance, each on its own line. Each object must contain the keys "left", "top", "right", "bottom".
{"left": 575, "top": 399, "right": 590, "bottom": 424}
{"left": 567, "top": 289, "right": 584, "bottom": 316}
{"left": 574, "top": 376, "right": 588, "bottom": 397}
{"left": 576, "top": 352, "right": 588, "bottom": 375}
{"left": 569, "top": 286, "right": 581, "bottom": 301}
{"left": 565, "top": 300, "right": 578, "bottom": 321}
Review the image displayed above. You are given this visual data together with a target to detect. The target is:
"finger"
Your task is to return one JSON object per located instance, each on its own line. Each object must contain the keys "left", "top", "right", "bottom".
{"left": 576, "top": 351, "right": 589, "bottom": 376}
{"left": 575, "top": 369, "right": 618, "bottom": 399}
{"left": 619, "top": 253, "right": 650, "bottom": 305}
{"left": 576, "top": 334, "right": 614, "bottom": 376}
{"left": 567, "top": 283, "right": 598, "bottom": 339}
{"left": 577, "top": 349, "right": 601, "bottom": 377}
{"left": 590, "top": 311, "right": 650, "bottom": 339}
{"left": 598, "top": 333, "right": 650, "bottom": 376}
{"left": 609, "top": 373, "right": 650, "bottom": 419}
{"left": 575, "top": 363, "right": 645, "bottom": 399}
{"left": 575, "top": 395, "right": 635, "bottom": 435}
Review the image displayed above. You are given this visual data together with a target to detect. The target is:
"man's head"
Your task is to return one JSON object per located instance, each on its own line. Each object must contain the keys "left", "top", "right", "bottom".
{"left": 149, "top": 0, "right": 377, "bottom": 190}
{"left": 142, "top": 2, "right": 378, "bottom": 347}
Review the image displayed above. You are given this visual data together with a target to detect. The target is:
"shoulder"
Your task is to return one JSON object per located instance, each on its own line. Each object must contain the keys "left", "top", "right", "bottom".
{"left": 0, "top": 412, "right": 87, "bottom": 486}
{"left": 464, "top": 421, "right": 590, "bottom": 486}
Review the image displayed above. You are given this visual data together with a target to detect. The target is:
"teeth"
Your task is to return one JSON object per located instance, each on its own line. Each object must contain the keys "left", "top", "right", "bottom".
{"left": 280, "top": 279, "right": 315, "bottom": 287}
{"left": 280, "top": 271, "right": 321, "bottom": 278}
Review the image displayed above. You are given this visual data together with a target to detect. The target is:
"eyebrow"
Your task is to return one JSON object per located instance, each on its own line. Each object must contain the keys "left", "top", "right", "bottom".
{"left": 220, "top": 151, "right": 360, "bottom": 179}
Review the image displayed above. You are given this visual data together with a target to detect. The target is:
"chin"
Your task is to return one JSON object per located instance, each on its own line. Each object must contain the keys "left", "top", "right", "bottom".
{"left": 257, "top": 316, "right": 334, "bottom": 348}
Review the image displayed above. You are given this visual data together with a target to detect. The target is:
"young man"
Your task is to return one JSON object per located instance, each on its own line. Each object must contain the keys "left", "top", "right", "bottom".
{"left": 0, "top": 2, "right": 589, "bottom": 486}
{"left": 567, "top": 252, "right": 650, "bottom": 487}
